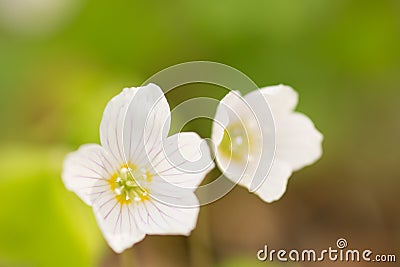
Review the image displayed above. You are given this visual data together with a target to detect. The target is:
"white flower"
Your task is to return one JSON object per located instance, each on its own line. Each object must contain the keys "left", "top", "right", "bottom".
{"left": 62, "top": 84, "right": 214, "bottom": 253}
{"left": 212, "top": 85, "right": 323, "bottom": 202}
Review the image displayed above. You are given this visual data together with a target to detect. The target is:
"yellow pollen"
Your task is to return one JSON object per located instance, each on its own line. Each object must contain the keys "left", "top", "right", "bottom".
{"left": 108, "top": 163, "right": 152, "bottom": 205}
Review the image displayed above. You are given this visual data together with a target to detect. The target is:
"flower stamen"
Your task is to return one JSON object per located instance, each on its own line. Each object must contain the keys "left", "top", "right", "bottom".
{"left": 109, "top": 163, "right": 151, "bottom": 204}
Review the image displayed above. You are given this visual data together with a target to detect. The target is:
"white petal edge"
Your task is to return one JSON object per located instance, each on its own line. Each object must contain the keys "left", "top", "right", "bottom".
{"left": 211, "top": 90, "right": 246, "bottom": 146}
{"left": 150, "top": 132, "right": 215, "bottom": 190}
{"left": 253, "top": 160, "right": 292, "bottom": 203}
{"left": 92, "top": 190, "right": 146, "bottom": 253}
{"left": 255, "top": 84, "right": 298, "bottom": 114}
{"left": 100, "top": 87, "right": 139, "bottom": 164}
{"left": 62, "top": 144, "right": 116, "bottom": 205}
{"left": 250, "top": 85, "right": 323, "bottom": 171}
{"left": 245, "top": 85, "right": 323, "bottom": 201}
{"left": 275, "top": 112, "right": 323, "bottom": 171}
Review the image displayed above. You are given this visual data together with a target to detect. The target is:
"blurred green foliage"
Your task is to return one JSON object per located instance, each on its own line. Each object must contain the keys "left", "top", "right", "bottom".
{"left": 0, "top": 145, "right": 102, "bottom": 266}
{"left": 0, "top": 0, "right": 399, "bottom": 266}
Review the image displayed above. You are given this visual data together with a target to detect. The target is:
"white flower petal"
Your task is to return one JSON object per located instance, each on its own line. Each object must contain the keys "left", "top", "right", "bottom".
{"left": 275, "top": 112, "right": 323, "bottom": 171}
{"left": 148, "top": 176, "right": 200, "bottom": 207}
{"left": 211, "top": 91, "right": 238, "bottom": 145}
{"left": 62, "top": 144, "right": 116, "bottom": 205}
{"left": 254, "top": 160, "right": 292, "bottom": 203}
{"left": 100, "top": 83, "right": 171, "bottom": 166}
{"left": 243, "top": 90, "right": 276, "bottom": 192}
{"left": 252, "top": 84, "right": 322, "bottom": 171}
{"left": 211, "top": 91, "right": 254, "bottom": 183}
{"left": 215, "top": 153, "right": 249, "bottom": 186}
{"left": 213, "top": 85, "right": 322, "bottom": 203}
{"left": 134, "top": 187, "right": 200, "bottom": 236}
{"left": 92, "top": 190, "right": 145, "bottom": 253}
{"left": 216, "top": 90, "right": 255, "bottom": 129}
{"left": 122, "top": 83, "right": 171, "bottom": 167}
{"left": 212, "top": 90, "right": 275, "bottom": 191}
{"left": 246, "top": 85, "right": 322, "bottom": 201}
{"left": 256, "top": 84, "right": 298, "bottom": 114}
{"left": 100, "top": 87, "right": 139, "bottom": 163}
{"left": 150, "top": 132, "right": 215, "bottom": 190}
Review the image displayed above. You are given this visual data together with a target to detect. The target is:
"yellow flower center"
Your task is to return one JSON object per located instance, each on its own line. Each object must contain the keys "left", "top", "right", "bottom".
{"left": 218, "top": 123, "right": 250, "bottom": 161}
{"left": 109, "top": 163, "right": 152, "bottom": 205}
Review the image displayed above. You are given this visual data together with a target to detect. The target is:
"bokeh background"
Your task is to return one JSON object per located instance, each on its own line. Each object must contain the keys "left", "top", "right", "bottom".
{"left": 0, "top": 0, "right": 399, "bottom": 266}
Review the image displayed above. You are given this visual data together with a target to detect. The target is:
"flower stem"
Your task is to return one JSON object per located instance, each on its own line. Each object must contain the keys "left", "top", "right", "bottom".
{"left": 188, "top": 207, "right": 214, "bottom": 267}
{"left": 190, "top": 169, "right": 216, "bottom": 267}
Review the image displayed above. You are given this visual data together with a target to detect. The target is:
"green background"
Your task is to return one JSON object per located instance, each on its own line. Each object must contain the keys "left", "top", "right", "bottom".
{"left": 0, "top": 0, "right": 399, "bottom": 266}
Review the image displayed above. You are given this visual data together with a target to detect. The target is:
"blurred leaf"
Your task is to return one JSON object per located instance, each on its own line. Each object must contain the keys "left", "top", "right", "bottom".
{"left": 0, "top": 145, "right": 104, "bottom": 267}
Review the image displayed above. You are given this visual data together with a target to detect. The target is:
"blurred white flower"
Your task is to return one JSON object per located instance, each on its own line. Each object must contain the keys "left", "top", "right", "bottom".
{"left": 212, "top": 85, "right": 323, "bottom": 202}
{"left": 0, "top": 0, "right": 79, "bottom": 36}
{"left": 62, "top": 84, "right": 214, "bottom": 253}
